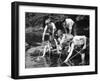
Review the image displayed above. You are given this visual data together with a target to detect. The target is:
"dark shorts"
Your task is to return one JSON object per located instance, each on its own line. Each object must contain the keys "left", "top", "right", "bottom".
{"left": 74, "top": 45, "right": 88, "bottom": 55}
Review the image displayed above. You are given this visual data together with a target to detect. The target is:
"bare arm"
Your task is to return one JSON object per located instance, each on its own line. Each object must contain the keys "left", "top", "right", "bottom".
{"left": 51, "top": 23, "right": 56, "bottom": 36}
{"left": 54, "top": 39, "right": 61, "bottom": 53}
{"left": 82, "top": 36, "right": 87, "bottom": 49}
{"left": 64, "top": 42, "right": 74, "bottom": 63}
{"left": 42, "top": 25, "right": 47, "bottom": 42}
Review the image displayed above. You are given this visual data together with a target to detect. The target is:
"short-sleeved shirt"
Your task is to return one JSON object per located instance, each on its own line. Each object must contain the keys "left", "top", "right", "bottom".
{"left": 73, "top": 36, "right": 86, "bottom": 45}
{"left": 65, "top": 18, "right": 74, "bottom": 30}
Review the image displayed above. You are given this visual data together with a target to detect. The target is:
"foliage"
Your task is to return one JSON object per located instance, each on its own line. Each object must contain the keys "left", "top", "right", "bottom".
{"left": 25, "top": 12, "right": 89, "bottom": 46}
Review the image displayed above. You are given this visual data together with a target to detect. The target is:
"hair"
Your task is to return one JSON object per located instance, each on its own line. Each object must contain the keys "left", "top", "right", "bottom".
{"left": 43, "top": 16, "right": 49, "bottom": 28}
{"left": 43, "top": 16, "right": 53, "bottom": 28}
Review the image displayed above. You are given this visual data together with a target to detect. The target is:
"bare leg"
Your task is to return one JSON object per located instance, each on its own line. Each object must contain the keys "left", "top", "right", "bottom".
{"left": 81, "top": 53, "right": 85, "bottom": 64}
{"left": 47, "top": 41, "right": 51, "bottom": 57}
{"left": 42, "top": 46, "right": 47, "bottom": 57}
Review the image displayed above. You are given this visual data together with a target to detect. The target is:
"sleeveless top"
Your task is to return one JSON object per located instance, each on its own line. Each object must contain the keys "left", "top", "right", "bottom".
{"left": 46, "top": 24, "right": 53, "bottom": 34}
{"left": 46, "top": 22, "right": 56, "bottom": 35}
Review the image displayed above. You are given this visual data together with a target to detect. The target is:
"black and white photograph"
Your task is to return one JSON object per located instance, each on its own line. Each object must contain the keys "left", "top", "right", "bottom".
{"left": 11, "top": 2, "right": 97, "bottom": 79}
{"left": 25, "top": 13, "right": 90, "bottom": 68}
